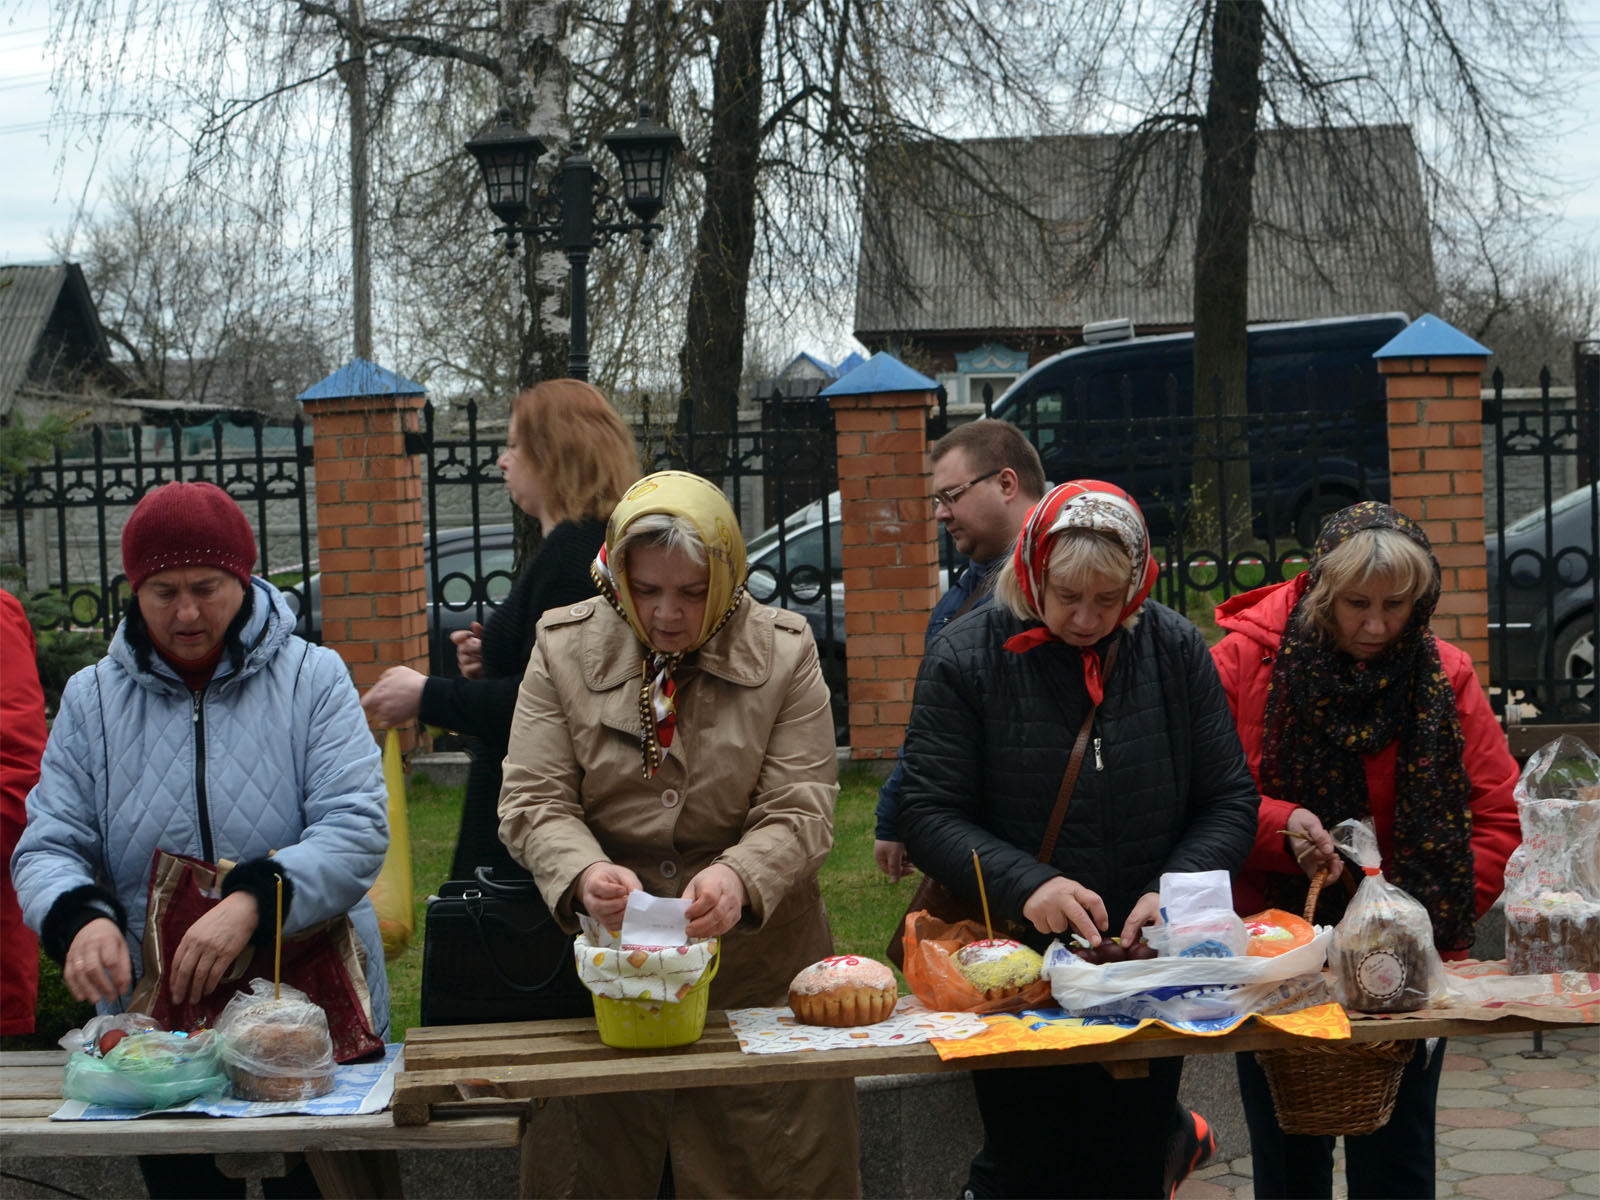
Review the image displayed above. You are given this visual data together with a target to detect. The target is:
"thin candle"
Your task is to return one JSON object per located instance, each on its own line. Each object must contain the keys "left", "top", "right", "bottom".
{"left": 971, "top": 848, "right": 994, "bottom": 943}
{"left": 274, "top": 874, "right": 283, "bottom": 1002}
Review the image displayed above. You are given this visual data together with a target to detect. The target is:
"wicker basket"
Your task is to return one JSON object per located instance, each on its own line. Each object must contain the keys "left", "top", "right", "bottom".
{"left": 1252, "top": 865, "right": 1413, "bottom": 1136}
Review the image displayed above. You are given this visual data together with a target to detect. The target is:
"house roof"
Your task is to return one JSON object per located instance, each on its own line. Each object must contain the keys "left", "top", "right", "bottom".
{"left": 0, "top": 263, "right": 121, "bottom": 416}
{"left": 853, "top": 125, "right": 1437, "bottom": 343}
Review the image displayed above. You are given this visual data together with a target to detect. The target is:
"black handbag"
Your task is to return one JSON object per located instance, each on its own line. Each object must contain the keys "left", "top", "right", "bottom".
{"left": 419, "top": 866, "right": 593, "bottom": 1026}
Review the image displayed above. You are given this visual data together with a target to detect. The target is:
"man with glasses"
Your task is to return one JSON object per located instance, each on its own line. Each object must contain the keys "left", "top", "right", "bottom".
{"left": 873, "top": 420, "right": 1046, "bottom": 882}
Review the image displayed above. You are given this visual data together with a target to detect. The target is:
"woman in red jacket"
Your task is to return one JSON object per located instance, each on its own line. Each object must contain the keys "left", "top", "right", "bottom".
{"left": 1211, "top": 503, "right": 1519, "bottom": 1200}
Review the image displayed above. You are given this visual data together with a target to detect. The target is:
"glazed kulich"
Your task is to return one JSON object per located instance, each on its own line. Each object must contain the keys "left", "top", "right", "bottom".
{"left": 954, "top": 938, "right": 1043, "bottom": 999}
{"left": 788, "top": 955, "right": 898, "bottom": 1026}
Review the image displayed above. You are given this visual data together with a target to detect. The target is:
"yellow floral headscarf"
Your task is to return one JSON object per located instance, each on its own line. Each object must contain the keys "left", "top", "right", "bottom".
{"left": 590, "top": 471, "right": 748, "bottom": 776}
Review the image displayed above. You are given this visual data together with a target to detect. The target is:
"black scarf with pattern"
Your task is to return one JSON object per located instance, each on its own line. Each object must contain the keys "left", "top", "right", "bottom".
{"left": 1260, "top": 503, "right": 1476, "bottom": 952}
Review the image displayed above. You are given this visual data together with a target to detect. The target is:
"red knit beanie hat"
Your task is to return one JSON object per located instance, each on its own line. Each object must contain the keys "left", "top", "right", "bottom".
{"left": 122, "top": 481, "right": 258, "bottom": 592}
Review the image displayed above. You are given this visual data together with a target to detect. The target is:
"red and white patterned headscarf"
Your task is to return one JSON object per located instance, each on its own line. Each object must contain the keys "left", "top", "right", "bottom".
{"left": 1004, "top": 479, "right": 1158, "bottom": 702}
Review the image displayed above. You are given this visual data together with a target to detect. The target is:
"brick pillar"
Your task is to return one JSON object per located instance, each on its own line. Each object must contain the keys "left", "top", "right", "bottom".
{"left": 297, "top": 360, "right": 431, "bottom": 741}
{"left": 1376, "top": 316, "right": 1492, "bottom": 683}
{"left": 823, "top": 355, "right": 941, "bottom": 759}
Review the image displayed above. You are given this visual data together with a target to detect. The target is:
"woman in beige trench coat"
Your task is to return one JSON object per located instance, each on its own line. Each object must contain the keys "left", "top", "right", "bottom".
{"left": 498, "top": 470, "right": 861, "bottom": 1199}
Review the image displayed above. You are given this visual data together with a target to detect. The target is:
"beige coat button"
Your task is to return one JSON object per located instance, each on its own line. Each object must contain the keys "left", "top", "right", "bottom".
{"left": 660, "top": 860, "right": 678, "bottom": 879}
{"left": 662, "top": 789, "right": 679, "bottom": 808}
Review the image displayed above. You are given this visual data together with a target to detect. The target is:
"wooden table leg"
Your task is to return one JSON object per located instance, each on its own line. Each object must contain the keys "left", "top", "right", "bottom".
{"left": 306, "top": 1148, "right": 404, "bottom": 1199}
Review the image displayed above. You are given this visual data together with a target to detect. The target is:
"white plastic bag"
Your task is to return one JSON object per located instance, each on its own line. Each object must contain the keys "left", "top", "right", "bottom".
{"left": 1158, "top": 870, "right": 1249, "bottom": 958}
{"left": 1328, "top": 819, "right": 1447, "bottom": 1013}
{"left": 1045, "top": 928, "right": 1333, "bottom": 1021}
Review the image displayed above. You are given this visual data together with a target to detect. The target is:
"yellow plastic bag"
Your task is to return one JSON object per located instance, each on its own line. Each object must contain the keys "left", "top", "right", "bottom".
{"left": 367, "top": 729, "right": 414, "bottom": 959}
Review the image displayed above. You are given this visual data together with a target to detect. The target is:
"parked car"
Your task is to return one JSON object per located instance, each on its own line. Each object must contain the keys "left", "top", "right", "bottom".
{"left": 1486, "top": 485, "right": 1598, "bottom": 718}
{"left": 989, "top": 312, "right": 1407, "bottom": 545}
{"left": 287, "top": 525, "right": 517, "bottom": 677}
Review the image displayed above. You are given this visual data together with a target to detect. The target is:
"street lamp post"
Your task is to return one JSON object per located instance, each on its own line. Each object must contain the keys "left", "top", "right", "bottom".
{"left": 466, "top": 105, "right": 681, "bottom": 382}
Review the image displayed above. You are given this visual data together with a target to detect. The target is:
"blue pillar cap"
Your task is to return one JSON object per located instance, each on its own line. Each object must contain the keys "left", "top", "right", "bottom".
{"left": 297, "top": 358, "right": 427, "bottom": 402}
{"left": 819, "top": 351, "right": 938, "bottom": 397}
{"left": 1373, "top": 314, "right": 1491, "bottom": 360}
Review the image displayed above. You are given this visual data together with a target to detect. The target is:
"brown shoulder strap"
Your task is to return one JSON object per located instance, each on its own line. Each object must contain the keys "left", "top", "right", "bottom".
{"left": 1036, "top": 637, "right": 1121, "bottom": 863}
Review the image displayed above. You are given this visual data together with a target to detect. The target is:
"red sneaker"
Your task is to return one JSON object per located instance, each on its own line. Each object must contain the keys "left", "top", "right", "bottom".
{"left": 1165, "top": 1108, "right": 1218, "bottom": 1197}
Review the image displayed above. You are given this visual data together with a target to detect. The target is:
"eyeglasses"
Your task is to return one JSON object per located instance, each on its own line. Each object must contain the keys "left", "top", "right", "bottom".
{"left": 931, "top": 468, "right": 1001, "bottom": 511}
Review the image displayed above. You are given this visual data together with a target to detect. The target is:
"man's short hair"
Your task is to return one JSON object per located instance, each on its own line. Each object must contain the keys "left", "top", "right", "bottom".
{"left": 930, "top": 421, "right": 1046, "bottom": 500}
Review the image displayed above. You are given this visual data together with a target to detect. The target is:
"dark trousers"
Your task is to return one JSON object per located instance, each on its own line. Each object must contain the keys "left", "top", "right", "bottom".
{"left": 968, "top": 1056, "right": 1184, "bottom": 1198}
{"left": 138, "top": 1153, "right": 321, "bottom": 1199}
{"left": 1236, "top": 1039, "right": 1446, "bottom": 1199}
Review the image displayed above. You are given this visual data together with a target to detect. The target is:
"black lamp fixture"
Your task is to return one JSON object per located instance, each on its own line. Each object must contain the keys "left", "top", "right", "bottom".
{"left": 466, "top": 103, "right": 682, "bottom": 380}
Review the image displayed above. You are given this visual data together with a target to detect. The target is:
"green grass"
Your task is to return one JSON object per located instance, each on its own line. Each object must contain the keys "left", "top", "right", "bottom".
{"left": 820, "top": 765, "right": 908, "bottom": 964}
{"left": 382, "top": 772, "right": 465, "bottom": 1039}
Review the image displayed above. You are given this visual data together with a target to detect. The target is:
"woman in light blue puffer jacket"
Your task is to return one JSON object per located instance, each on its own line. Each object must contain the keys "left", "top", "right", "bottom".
{"left": 11, "top": 482, "right": 389, "bottom": 1038}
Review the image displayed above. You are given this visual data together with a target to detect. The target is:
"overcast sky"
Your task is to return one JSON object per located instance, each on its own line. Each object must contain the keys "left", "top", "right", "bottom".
{"left": 3, "top": 0, "right": 1597, "bottom": 357}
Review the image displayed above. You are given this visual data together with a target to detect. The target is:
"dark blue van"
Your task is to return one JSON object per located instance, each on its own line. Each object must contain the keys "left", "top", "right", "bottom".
{"left": 989, "top": 312, "right": 1407, "bottom": 545}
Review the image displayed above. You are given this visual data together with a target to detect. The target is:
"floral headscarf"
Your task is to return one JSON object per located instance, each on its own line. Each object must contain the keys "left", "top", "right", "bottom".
{"left": 1261, "top": 501, "right": 1475, "bottom": 951}
{"left": 1002, "top": 479, "right": 1159, "bottom": 703}
{"left": 591, "top": 471, "right": 747, "bottom": 777}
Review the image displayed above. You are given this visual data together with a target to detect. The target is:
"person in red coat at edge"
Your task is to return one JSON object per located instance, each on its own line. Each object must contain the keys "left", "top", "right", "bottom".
{"left": 2, "top": 588, "right": 47, "bottom": 1035}
{"left": 1211, "top": 502, "right": 1520, "bottom": 1200}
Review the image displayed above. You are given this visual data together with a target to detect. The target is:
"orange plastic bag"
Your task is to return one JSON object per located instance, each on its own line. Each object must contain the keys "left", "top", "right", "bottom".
{"left": 1242, "top": 909, "right": 1315, "bottom": 957}
{"left": 900, "top": 910, "right": 1054, "bottom": 1014}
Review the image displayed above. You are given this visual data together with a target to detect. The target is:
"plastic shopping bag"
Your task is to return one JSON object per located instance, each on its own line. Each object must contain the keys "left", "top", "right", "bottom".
{"left": 901, "top": 911, "right": 1054, "bottom": 1015}
{"left": 1045, "top": 927, "right": 1333, "bottom": 1022}
{"left": 368, "top": 729, "right": 414, "bottom": 959}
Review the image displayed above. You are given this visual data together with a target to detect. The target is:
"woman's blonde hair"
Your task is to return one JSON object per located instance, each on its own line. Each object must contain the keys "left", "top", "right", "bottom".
{"left": 1298, "top": 527, "right": 1438, "bottom": 642}
{"left": 510, "top": 380, "right": 641, "bottom": 523}
{"left": 613, "top": 512, "right": 709, "bottom": 569}
{"left": 995, "top": 530, "right": 1133, "bottom": 619}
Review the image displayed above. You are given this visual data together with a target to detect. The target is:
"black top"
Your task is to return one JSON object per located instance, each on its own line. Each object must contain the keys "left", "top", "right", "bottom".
{"left": 899, "top": 600, "right": 1258, "bottom": 939}
{"left": 419, "top": 517, "right": 607, "bottom": 881}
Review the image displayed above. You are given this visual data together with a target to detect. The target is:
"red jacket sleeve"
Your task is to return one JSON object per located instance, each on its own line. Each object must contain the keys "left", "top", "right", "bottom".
{"left": 1447, "top": 656, "right": 1522, "bottom": 922}
{"left": 1211, "top": 632, "right": 1299, "bottom": 878}
{"left": 1, "top": 590, "right": 47, "bottom": 841}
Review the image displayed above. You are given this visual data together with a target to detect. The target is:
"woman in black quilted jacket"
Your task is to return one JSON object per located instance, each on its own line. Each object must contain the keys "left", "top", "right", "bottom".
{"left": 362, "top": 379, "right": 640, "bottom": 881}
{"left": 899, "top": 479, "right": 1258, "bottom": 1199}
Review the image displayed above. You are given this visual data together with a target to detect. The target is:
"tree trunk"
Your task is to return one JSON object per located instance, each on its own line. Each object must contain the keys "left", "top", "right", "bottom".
{"left": 676, "top": 0, "right": 770, "bottom": 467}
{"left": 1192, "top": 0, "right": 1264, "bottom": 548}
{"left": 506, "top": 0, "right": 573, "bottom": 570}
{"left": 339, "top": 0, "right": 373, "bottom": 361}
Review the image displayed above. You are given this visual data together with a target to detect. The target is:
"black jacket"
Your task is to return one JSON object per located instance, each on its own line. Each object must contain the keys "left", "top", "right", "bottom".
{"left": 899, "top": 600, "right": 1257, "bottom": 938}
{"left": 419, "top": 518, "right": 607, "bottom": 881}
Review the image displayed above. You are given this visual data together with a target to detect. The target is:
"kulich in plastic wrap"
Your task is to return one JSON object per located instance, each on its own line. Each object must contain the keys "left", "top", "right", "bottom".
{"left": 1328, "top": 820, "right": 1445, "bottom": 1014}
{"left": 788, "top": 954, "right": 898, "bottom": 1026}
{"left": 1503, "top": 736, "right": 1600, "bottom": 975}
{"left": 215, "top": 979, "right": 337, "bottom": 1102}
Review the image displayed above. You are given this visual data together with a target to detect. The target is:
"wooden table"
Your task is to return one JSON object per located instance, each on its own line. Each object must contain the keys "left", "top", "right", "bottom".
{"left": 0, "top": 1050, "right": 525, "bottom": 1200}
{"left": 392, "top": 1008, "right": 1562, "bottom": 1125}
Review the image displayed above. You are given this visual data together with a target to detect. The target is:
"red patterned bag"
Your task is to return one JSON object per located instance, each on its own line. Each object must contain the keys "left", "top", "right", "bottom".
{"left": 127, "top": 850, "right": 383, "bottom": 1063}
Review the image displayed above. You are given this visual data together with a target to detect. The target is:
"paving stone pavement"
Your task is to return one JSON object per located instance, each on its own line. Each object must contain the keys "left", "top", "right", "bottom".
{"left": 1177, "top": 1025, "right": 1600, "bottom": 1199}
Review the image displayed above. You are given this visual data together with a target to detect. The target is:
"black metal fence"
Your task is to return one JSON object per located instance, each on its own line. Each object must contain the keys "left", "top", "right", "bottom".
{"left": 2, "top": 415, "right": 314, "bottom": 637}
{"left": 1485, "top": 367, "right": 1599, "bottom": 723}
{"left": 9, "top": 366, "right": 1592, "bottom": 729}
